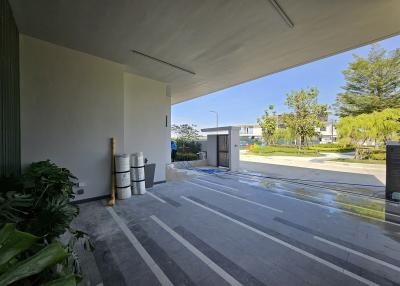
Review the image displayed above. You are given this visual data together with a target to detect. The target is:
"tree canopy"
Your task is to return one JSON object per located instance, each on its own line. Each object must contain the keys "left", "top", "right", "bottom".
{"left": 336, "top": 108, "right": 400, "bottom": 147}
{"left": 257, "top": 105, "right": 277, "bottom": 144}
{"left": 335, "top": 45, "right": 400, "bottom": 117}
{"left": 171, "top": 124, "right": 200, "bottom": 142}
{"left": 282, "top": 87, "right": 328, "bottom": 147}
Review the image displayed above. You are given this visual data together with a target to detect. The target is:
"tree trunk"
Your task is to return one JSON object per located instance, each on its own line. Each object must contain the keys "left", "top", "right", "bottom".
{"left": 300, "top": 135, "right": 305, "bottom": 149}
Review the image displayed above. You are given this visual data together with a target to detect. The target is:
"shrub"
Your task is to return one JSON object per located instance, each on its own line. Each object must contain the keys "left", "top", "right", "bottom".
{"left": 370, "top": 153, "right": 386, "bottom": 160}
{"left": 308, "top": 144, "right": 355, "bottom": 153}
{"left": 355, "top": 148, "right": 386, "bottom": 160}
{"left": 175, "top": 152, "right": 198, "bottom": 161}
{"left": 0, "top": 160, "right": 94, "bottom": 282}
{"left": 21, "top": 160, "right": 79, "bottom": 240}
{"left": 249, "top": 145, "right": 318, "bottom": 155}
{"left": 355, "top": 147, "right": 386, "bottom": 160}
{"left": 176, "top": 139, "right": 202, "bottom": 154}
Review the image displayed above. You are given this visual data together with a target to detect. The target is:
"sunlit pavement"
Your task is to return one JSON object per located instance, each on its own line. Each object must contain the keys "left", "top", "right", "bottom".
{"left": 240, "top": 151, "right": 386, "bottom": 185}
{"left": 75, "top": 171, "right": 400, "bottom": 286}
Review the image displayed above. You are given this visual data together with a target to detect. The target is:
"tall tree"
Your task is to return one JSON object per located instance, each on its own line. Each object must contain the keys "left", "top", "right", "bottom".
{"left": 171, "top": 124, "right": 200, "bottom": 153}
{"left": 257, "top": 105, "right": 277, "bottom": 144}
{"left": 337, "top": 108, "right": 400, "bottom": 147}
{"left": 172, "top": 124, "right": 200, "bottom": 142}
{"left": 283, "top": 87, "right": 328, "bottom": 147}
{"left": 335, "top": 45, "right": 400, "bottom": 117}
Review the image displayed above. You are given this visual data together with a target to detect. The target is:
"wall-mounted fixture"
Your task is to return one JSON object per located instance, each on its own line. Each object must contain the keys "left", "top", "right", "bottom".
{"left": 268, "top": 0, "right": 294, "bottom": 28}
{"left": 131, "top": 49, "right": 195, "bottom": 75}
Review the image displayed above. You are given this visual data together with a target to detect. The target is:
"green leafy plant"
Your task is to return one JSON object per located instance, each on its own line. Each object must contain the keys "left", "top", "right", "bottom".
{"left": 0, "top": 176, "right": 32, "bottom": 225}
{"left": 0, "top": 160, "right": 94, "bottom": 283}
{"left": 0, "top": 191, "right": 33, "bottom": 224}
{"left": 24, "top": 160, "right": 77, "bottom": 201}
{"left": 0, "top": 223, "right": 75, "bottom": 286}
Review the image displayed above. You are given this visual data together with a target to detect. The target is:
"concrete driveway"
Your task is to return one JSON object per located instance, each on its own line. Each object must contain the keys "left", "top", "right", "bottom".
{"left": 75, "top": 172, "right": 400, "bottom": 286}
{"left": 240, "top": 151, "right": 386, "bottom": 185}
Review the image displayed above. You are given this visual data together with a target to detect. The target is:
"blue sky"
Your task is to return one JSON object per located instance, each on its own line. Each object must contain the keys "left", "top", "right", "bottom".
{"left": 172, "top": 35, "right": 400, "bottom": 129}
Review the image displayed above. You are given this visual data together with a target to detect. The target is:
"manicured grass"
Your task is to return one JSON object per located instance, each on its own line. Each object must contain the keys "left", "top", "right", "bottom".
{"left": 248, "top": 145, "right": 320, "bottom": 157}
{"left": 308, "top": 146, "right": 355, "bottom": 153}
{"left": 329, "top": 158, "right": 386, "bottom": 165}
{"left": 308, "top": 143, "right": 355, "bottom": 153}
{"left": 248, "top": 152, "right": 322, "bottom": 157}
{"left": 246, "top": 144, "right": 357, "bottom": 157}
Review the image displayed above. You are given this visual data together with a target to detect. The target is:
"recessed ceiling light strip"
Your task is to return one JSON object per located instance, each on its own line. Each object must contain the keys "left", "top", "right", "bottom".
{"left": 268, "top": 0, "right": 294, "bottom": 28}
{"left": 131, "top": 49, "right": 196, "bottom": 75}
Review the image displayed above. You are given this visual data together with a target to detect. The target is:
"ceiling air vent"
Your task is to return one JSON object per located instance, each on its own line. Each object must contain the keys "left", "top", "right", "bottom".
{"left": 131, "top": 49, "right": 195, "bottom": 75}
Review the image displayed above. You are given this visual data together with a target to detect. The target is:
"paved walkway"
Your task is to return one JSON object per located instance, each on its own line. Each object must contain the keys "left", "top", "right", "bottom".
{"left": 75, "top": 173, "right": 400, "bottom": 286}
{"left": 240, "top": 151, "right": 386, "bottom": 185}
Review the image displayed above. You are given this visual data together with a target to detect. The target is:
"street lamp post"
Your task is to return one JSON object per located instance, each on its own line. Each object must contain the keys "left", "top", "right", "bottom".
{"left": 209, "top": 110, "right": 219, "bottom": 130}
{"left": 210, "top": 110, "right": 219, "bottom": 166}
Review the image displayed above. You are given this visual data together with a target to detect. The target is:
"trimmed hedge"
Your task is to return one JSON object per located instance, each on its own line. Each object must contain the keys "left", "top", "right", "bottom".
{"left": 176, "top": 140, "right": 201, "bottom": 153}
{"left": 175, "top": 152, "right": 198, "bottom": 161}
{"left": 355, "top": 148, "right": 386, "bottom": 160}
{"left": 308, "top": 144, "right": 355, "bottom": 153}
{"left": 249, "top": 145, "right": 318, "bottom": 155}
{"left": 370, "top": 153, "right": 386, "bottom": 160}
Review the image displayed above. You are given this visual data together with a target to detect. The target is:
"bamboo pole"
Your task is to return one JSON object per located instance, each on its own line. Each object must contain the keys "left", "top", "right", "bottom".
{"left": 108, "top": 137, "right": 116, "bottom": 206}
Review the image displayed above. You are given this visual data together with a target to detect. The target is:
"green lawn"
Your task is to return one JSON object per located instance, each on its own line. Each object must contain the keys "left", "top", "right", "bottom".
{"left": 329, "top": 158, "right": 386, "bottom": 165}
{"left": 308, "top": 147, "right": 355, "bottom": 153}
{"left": 247, "top": 145, "right": 320, "bottom": 157}
{"left": 248, "top": 152, "right": 321, "bottom": 157}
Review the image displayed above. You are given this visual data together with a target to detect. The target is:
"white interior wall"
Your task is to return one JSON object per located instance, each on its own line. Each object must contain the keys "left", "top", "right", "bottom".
{"left": 20, "top": 35, "right": 170, "bottom": 200}
{"left": 123, "top": 73, "right": 170, "bottom": 182}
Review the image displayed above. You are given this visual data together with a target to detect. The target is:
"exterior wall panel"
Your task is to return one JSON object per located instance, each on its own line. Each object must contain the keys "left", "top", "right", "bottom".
{"left": 20, "top": 35, "right": 124, "bottom": 200}
{"left": 20, "top": 35, "right": 171, "bottom": 200}
{"left": 0, "top": 0, "right": 20, "bottom": 176}
{"left": 123, "top": 73, "right": 170, "bottom": 182}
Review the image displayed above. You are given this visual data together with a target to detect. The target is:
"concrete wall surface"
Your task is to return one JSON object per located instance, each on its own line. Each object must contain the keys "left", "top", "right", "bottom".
{"left": 206, "top": 135, "right": 217, "bottom": 167}
{"left": 124, "top": 72, "right": 170, "bottom": 182}
{"left": 229, "top": 129, "right": 240, "bottom": 172}
{"left": 20, "top": 35, "right": 170, "bottom": 200}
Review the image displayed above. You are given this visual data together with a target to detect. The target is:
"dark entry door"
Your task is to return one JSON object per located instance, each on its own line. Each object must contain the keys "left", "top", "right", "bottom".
{"left": 217, "top": 135, "right": 229, "bottom": 167}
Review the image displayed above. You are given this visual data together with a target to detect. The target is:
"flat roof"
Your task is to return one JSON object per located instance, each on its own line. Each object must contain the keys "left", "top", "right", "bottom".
{"left": 201, "top": 126, "right": 240, "bottom": 133}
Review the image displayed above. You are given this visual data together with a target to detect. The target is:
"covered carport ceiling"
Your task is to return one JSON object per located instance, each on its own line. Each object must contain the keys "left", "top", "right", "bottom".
{"left": 10, "top": 0, "right": 400, "bottom": 104}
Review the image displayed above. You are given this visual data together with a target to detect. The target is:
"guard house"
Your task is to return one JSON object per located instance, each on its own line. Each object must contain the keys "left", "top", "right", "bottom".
{"left": 201, "top": 126, "right": 240, "bottom": 172}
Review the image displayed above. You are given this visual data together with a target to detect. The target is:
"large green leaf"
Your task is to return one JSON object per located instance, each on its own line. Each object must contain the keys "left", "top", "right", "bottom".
{"left": 0, "top": 192, "right": 33, "bottom": 224}
{"left": 0, "top": 242, "right": 68, "bottom": 285}
{"left": 0, "top": 224, "right": 39, "bottom": 268}
{"left": 40, "top": 274, "right": 76, "bottom": 286}
{"left": 0, "top": 223, "right": 14, "bottom": 245}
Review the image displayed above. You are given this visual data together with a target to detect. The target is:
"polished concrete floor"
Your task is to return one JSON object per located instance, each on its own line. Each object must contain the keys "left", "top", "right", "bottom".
{"left": 75, "top": 171, "right": 400, "bottom": 286}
